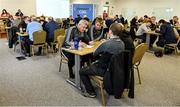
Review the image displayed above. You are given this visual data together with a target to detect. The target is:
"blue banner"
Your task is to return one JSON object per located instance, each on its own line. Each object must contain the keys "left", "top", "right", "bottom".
{"left": 72, "top": 4, "right": 94, "bottom": 21}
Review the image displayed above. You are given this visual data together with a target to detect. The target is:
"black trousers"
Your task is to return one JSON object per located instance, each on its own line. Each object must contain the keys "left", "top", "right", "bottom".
{"left": 46, "top": 38, "right": 56, "bottom": 50}
{"left": 130, "top": 26, "right": 138, "bottom": 40}
{"left": 62, "top": 50, "right": 91, "bottom": 78}
{"left": 21, "top": 37, "right": 42, "bottom": 54}
{"left": 150, "top": 35, "right": 157, "bottom": 47}
{"left": 62, "top": 50, "right": 74, "bottom": 77}
{"left": 8, "top": 27, "right": 18, "bottom": 48}
{"left": 79, "top": 63, "right": 105, "bottom": 93}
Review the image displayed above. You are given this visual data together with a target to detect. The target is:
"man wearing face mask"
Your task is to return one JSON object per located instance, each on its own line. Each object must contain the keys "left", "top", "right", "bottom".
{"left": 88, "top": 18, "right": 104, "bottom": 41}
{"left": 79, "top": 23, "right": 125, "bottom": 98}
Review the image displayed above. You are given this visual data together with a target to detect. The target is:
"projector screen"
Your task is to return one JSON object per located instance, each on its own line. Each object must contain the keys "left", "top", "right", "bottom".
{"left": 36, "top": 0, "right": 70, "bottom": 18}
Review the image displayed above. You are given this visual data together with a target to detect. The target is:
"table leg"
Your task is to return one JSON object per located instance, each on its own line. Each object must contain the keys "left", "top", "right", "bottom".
{"left": 6, "top": 29, "right": 9, "bottom": 40}
{"left": 146, "top": 34, "right": 150, "bottom": 47}
{"left": 66, "top": 54, "right": 81, "bottom": 90}
{"left": 75, "top": 54, "right": 81, "bottom": 88}
{"left": 19, "top": 36, "right": 22, "bottom": 54}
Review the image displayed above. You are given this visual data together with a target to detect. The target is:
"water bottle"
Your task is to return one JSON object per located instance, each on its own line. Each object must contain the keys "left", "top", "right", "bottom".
{"left": 74, "top": 37, "right": 79, "bottom": 50}
{"left": 20, "top": 27, "right": 23, "bottom": 33}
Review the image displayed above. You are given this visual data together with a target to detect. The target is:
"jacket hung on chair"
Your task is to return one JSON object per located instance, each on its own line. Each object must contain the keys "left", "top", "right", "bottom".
{"left": 103, "top": 51, "right": 134, "bottom": 99}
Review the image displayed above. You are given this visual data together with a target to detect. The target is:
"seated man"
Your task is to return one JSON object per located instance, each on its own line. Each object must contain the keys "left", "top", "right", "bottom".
{"left": 136, "top": 20, "right": 151, "bottom": 42}
{"left": 15, "top": 9, "right": 23, "bottom": 17}
{"left": 113, "top": 15, "right": 121, "bottom": 23}
{"left": 44, "top": 17, "right": 59, "bottom": 49}
{"left": 79, "top": 23, "right": 125, "bottom": 98}
{"left": 156, "top": 19, "right": 177, "bottom": 47}
{"left": 88, "top": 17, "right": 104, "bottom": 41}
{"left": 23, "top": 16, "right": 43, "bottom": 56}
{"left": 39, "top": 16, "right": 47, "bottom": 30}
{"left": 62, "top": 19, "right": 91, "bottom": 79}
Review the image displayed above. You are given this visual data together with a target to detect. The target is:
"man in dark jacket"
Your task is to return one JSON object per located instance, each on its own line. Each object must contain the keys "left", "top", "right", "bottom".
{"left": 88, "top": 17, "right": 104, "bottom": 41}
{"left": 119, "top": 14, "right": 125, "bottom": 24}
{"left": 15, "top": 9, "right": 23, "bottom": 17}
{"left": 113, "top": 15, "right": 121, "bottom": 23}
{"left": 44, "top": 17, "right": 59, "bottom": 46}
{"left": 62, "top": 19, "right": 91, "bottom": 79}
{"left": 119, "top": 30, "right": 135, "bottom": 98}
{"left": 130, "top": 16, "right": 138, "bottom": 40}
{"left": 104, "top": 29, "right": 135, "bottom": 99}
{"left": 156, "top": 19, "right": 177, "bottom": 47}
{"left": 79, "top": 23, "right": 125, "bottom": 98}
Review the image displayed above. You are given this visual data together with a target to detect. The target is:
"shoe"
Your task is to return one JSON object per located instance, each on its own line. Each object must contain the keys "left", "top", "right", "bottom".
{"left": 82, "top": 92, "right": 96, "bottom": 98}
{"left": 35, "top": 52, "right": 41, "bottom": 56}
{"left": 69, "top": 74, "right": 75, "bottom": 79}
{"left": 54, "top": 48, "right": 58, "bottom": 53}
{"left": 26, "top": 53, "right": 31, "bottom": 57}
{"left": 69, "top": 67, "right": 75, "bottom": 79}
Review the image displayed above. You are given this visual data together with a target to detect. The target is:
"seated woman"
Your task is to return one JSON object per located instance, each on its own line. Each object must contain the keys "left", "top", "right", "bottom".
{"left": 88, "top": 18, "right": 104, "bottom": 41}
{"left": 1, "top": 9, "right": 10, "bottom": 17}
{"left": 136, "top": 20, "right": 152, "bottom": 42}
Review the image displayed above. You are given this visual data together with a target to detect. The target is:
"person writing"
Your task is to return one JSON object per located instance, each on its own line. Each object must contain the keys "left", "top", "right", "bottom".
{"left": 62, "top": 19, "right": 91, "bottom": 79}
{"left": 79, "top": 23, "right": 125, "bottom": 97}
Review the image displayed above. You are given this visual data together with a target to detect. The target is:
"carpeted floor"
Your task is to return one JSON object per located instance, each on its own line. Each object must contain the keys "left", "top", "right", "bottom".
{"left": 0, "top": 38, "right": 180, "bottom": 106}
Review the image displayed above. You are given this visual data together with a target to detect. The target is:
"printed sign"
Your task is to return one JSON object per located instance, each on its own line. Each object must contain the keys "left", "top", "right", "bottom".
{"left": 72, "top": 4, "right": 95, "bottom": 21}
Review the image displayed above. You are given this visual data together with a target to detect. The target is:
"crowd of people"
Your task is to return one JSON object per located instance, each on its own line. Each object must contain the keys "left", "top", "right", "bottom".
{"left": 129, "top": 15, "right": 180, "bottom": 54}
{"left": 1, "top": 9, "right": 60, "bottom": 56}
{"left": 1, "top": 8, "right": 180, "bottom": 98}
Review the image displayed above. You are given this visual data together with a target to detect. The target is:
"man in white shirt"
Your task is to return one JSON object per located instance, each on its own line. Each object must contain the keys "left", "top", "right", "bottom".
{"left": 136, "top": 20, "right": 151, "bottom": 42}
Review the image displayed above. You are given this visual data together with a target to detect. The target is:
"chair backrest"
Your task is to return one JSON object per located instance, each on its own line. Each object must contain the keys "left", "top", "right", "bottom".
{"left": 176, "top": 37, "right": 180, "bottom": 45}
{"left": 33, "top": 30, "right": 47, "bottom": 45}
{"left": 173, "top": 28, "right": 179, "bottom": 39}
{"left": 57, "top": 36, "right": 65, "bottom": 49}
{"left": 104, "top": 51, "right": 134, "bottom": 98}
{"left": 0, "top": 20, "right": 5, "bottom": 32}
{"left": 54, "top": 28, "right": 65, "bottom": 42}
{"left": 133, "top": 43, "right": 148, "bottom": 65}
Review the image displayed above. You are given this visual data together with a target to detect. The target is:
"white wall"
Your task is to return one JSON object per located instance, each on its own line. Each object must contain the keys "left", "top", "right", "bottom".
{"left": 1, "top": 0, "right": 180, "bottom": 21}
{"left": 36, "top": 0, "right": 70, "bottom": 18}
{"left": 113, "top": 0, "right": 180, "bottom": 21}
{"left": 0, "top": 0, "right": 36, "bottom": 16}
